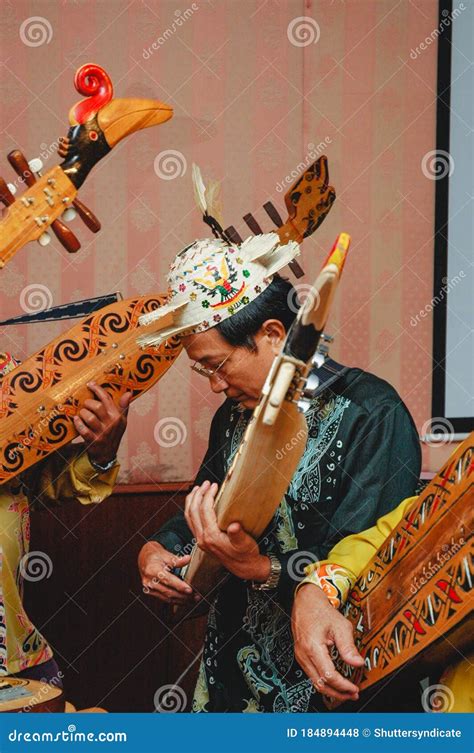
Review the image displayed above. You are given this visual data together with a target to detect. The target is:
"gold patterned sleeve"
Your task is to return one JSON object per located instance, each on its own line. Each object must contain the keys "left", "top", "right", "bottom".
{"left": 29, "top": 445, "right": 119, "bottom": 506}
{"left": 298, "top": 563, "right": 356, "bottom": 609}
{"left": 298, "top": 496, "right": 417, "bottom": 608}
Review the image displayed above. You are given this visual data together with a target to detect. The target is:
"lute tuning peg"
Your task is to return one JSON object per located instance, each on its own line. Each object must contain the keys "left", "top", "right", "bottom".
{"left": 0, "top": 177, "right": 16, "bottom": 206}
{"left": 31, "top": 150, "right": 101, "bottom": 232}
{"left": 30, "top": 152, "right": 100, "bottom": 231}
{"left": 62, "top": 206, "right": 77, "bottom": 222}
{"left": 28, "top": 157, "right": 44, "bottom": 174}
{"left": 7, "top": 149, "right": 80, "bottom": 253}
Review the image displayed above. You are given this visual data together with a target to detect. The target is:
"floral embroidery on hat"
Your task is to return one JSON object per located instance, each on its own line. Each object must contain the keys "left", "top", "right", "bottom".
{"left": 137, "top": 234, "right": 301, "bottom": 347}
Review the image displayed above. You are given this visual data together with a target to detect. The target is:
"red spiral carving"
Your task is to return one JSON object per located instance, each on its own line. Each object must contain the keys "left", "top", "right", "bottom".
{"left": 71, "top": 64, "right": 113, "bottom": 124}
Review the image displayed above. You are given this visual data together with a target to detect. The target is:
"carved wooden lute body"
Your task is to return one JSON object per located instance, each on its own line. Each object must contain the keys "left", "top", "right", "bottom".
{"left": 0, "top": 297, "right": 182, "bottom": 484}
{"left": 325, "top": 432, "right": 473, "bottom": 708}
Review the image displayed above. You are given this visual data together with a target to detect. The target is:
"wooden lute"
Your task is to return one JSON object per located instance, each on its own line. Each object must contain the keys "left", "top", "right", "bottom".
{"left": 195, "top": 155, "right": 336, "bottom": 279}
{"left": 182, "top": 233, "right": 351, "bottom": 602}
{"left": 0, "top": 296, "right": 182, "bottom": 484}
{"left": 0, "top": 63, "right": 173, "bottom": 266}
{"left": 325, "top": 432, "right": 473, "bottom": 708}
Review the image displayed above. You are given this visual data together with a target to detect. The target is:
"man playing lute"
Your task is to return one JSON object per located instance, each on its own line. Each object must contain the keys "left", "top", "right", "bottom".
{"left": 138, "top": 232, "right": 421, "bottom": 713}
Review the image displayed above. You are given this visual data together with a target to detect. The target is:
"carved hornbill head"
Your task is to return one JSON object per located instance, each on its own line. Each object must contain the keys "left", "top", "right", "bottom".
{"left": 58, "top": 64, "right": 173, "bottom": 189}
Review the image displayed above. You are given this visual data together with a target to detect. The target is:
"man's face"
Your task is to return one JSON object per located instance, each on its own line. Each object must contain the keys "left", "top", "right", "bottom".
{"left": 182, "top": 322, "right": 284, "bottom": 410}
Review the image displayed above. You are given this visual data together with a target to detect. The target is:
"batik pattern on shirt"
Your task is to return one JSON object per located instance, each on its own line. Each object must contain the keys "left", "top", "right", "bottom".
{"left": 155, "top": 366, "right": 422, "bottom": 712}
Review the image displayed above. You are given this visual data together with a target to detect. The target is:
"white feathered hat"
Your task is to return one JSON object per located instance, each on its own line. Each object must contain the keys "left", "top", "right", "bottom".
{"left": 138, "top": 233, "right": 300, "bottom": 347}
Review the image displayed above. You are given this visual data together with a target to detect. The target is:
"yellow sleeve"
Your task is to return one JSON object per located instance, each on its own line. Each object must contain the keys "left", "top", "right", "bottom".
{"left": 32, "top": 445, "right": 119, "bottom": 506}
{"left": 298, "top": 496, "right": 417, "bottom": 607}
{"left": 439, "top": 652, "right": 474, "bottom": 712}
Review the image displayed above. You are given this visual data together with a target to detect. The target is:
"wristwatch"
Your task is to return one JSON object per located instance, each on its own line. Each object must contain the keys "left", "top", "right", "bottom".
{"left": 88, "top": 455, "right": 118, "bottom": 473}
{"left": 252, "top": 554, "right": 282, "bottom": 591}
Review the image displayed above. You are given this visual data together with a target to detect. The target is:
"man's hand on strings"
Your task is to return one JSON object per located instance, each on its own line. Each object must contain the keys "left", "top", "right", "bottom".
{"left": 138, "top": 541, "right": 198, "bottom": 605}
{"left": 184, "top": 480, "right": 271, "bottom": 582}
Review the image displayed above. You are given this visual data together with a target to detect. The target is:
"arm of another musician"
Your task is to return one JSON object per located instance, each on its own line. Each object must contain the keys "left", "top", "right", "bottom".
{"left": 291, "top": 496, "right": 416, "bottom": 700}
{"left": 299, "top": 496, "right": 474, "bottom": 712}
{"left": 26, "top": 446, "right": 120, "bottom": 506}
{"left": 24, "top": 384, "right": 131, "bottom": 505}
{"left": 300, "top": 494, "right": 417, "bottom": 605}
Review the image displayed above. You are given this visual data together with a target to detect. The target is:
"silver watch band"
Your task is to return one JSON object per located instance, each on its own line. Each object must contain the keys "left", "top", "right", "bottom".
{"left": 89, "top": 455, "right": 117, "bottom": 473}
{"left": 252, "top": 554, "right": 282, "bottom": 591}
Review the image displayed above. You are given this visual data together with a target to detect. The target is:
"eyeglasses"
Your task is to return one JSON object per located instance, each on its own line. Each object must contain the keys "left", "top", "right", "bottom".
{"left": 190, "top": 352, "right": 232, "bottom": 379}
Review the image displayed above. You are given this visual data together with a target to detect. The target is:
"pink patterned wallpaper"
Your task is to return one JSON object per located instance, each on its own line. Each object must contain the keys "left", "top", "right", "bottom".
{"left": 0, "top": 0, "right": 452, "bottom": 481}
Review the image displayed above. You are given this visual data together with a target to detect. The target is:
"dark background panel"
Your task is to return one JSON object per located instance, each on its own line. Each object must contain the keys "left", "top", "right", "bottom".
{"left": 24, "top": 488, "right": 206, "bottom": 712}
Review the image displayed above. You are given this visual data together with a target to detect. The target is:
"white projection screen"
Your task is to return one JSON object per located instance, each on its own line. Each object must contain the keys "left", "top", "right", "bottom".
{"left": 432, "top": 0, "right": 474, "bottom": 437}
